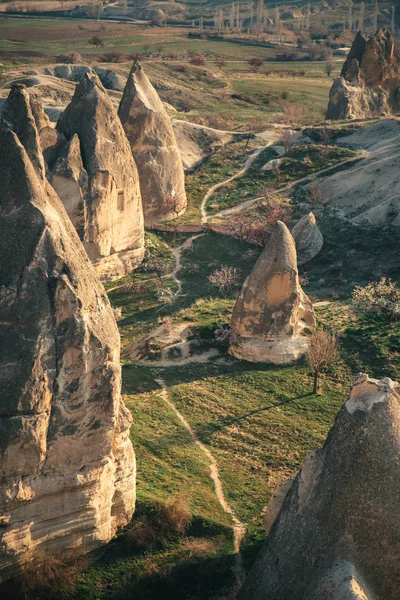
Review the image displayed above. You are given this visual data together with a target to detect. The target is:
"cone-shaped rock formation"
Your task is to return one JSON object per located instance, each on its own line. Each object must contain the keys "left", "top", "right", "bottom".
{"left": 239, "top": 373, "right": 400, "bottom": 600}
{"left": 292, "top": 212, "right": 323, "bottom": 264}
{"left": 0, "top": 124, "right": 135, "bottom": 578}
{"left": 326, "top": 29, "right": 400, "bottom": 120}
{"left": 1, "top": 83, "right": 46, "bottom": 177}
{"left": 54, "top": 71, "right": 144, "bottom": 280}
{"left": 118, "top": 62, "right": 187, "bottom": 225}
{"left": 229, "top": 221, "right": 315, "bottom": 363}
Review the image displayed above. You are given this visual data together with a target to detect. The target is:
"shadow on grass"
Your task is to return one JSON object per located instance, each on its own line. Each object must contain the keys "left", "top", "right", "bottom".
{"left": 122, "top": 357, "right": 301, "bottom": 396}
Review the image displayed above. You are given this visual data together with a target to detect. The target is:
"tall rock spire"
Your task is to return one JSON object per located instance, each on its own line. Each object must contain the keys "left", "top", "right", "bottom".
{"left": 55, "top": 71, "right": 144, "bottom": 280}
{"left": 119, "top": 62, "right": 187, "bottom": 225}
{"left": 229, "top": 221, "right": 315, "bottom": 363}
{"left": 239, "top": 374, "right": 400, "bottom": 600}
{"left": 0, "top": 123, "right": 135, "bottom": 578}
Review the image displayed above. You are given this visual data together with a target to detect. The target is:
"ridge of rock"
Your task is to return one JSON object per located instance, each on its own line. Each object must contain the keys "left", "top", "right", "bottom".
{"left": 54, "top": 71, "right": 144, "bottom": 280}
{"left": 239, "top": 373, "right": 400, "bottom": 600}
{"left": 326, "top": 29, "right": 400, "bottom": 120}
{"left": 118, "top": 62, "right": 187, "bottom": 225}
{"left": 0, "top": 123, "right": 135, "bottom": 578}
{"left": 229, "top": 221, "right": 315, "bottom": 363}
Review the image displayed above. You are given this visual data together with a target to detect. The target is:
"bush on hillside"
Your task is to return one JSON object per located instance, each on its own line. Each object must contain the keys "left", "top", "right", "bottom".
{"left": 127, "top": 495, "right": 192, "bottom": 550}
{"left": 55, "top": 52, "right": 82, "bottom": 64}
{"left": 352, "top": 278, "right": 400, "bottom": 321}
{"left": 18, "top": 551, "right": 84, "bottom": 599}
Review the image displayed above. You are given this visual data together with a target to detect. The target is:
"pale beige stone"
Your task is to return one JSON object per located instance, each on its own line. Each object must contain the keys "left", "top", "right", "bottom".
{"left": 326, "top": 30, "right": 400, "bottom": 120}
{"left": 292, "top": 212, "right": 323, "bottom": 264}
{"left": 229, "top": 221, "right": 315, "bottom": 364}
{"left": 239, "top": 374, "right": 400, "bottom": 600}
{"left": 0, "top": 124, "right": 135, "bottom": 579}
{"left": 119, "top": 62, "right": 187, "bottom": 225}
{"left": 55, "top": 71, "right": 144, "bottom": 280}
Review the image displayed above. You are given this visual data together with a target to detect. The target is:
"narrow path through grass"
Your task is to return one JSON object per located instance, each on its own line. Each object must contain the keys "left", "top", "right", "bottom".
{"left": 155, "top": 376, "right": 247, "bottom": 587}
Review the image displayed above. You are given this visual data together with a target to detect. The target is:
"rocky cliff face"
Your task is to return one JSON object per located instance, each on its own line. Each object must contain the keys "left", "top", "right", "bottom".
{"left": 239, "top": 373, "right": 400, "bottom": 600}
{"left": 0, "top": 123, "right": 135, "bottom": 578}
{"left": 54, "top": 71, "right": 144, "bottom": 280}
{"left": 229, "top": 221, "right": 315, "bottom": 364}
{"left": 326, "top": 29, "right": 400, "bottom": 120}
{"left": 118, "top": 62, "right": 187, "bottom": 225}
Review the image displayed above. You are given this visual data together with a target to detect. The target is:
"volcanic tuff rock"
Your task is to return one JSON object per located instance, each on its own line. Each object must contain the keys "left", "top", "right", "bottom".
{"left": 54, "top": 71, "right": 144, "bottom": 280}
{"left": 239, "top": 373, "right": 400, "bottom": 600}
{"left": 119, "top": 62, "right": 187, "bottom": 225}
{"left": 326, "top": 29, "right": 400, "bottom": 120}
{"left": 229, "top": 221, "right": 315, "bottom": 364}
{"left": 0, "top": 123, "right": 135, "bottom": 577}
{"left": 1, "top": 83, "right": 46, "bottom": 177}
{"left": 291, "top": 212, "right": 323, "bottom": 264}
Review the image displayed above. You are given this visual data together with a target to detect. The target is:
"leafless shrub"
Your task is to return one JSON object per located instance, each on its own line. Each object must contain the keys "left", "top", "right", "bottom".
{"left": 18, "top": 550, "right": 85, "bottom": 599}
{"left": 214, "top": 325, "right": 238, "bottom": 346}
{"left": 208, "top": 266, "right": 241, "bottom": 297}
{"left": 325, "top": 60, "right": 335, "bottom": 77}
{"left": 101, "top": 51, "right": 125, "bottom": 63}
{"left": 281, "top": 102, "right": 309, "bottom": 126}
{"left": 190, "top": 54, "right": 205, "bottom": 66}
{"left": 306, "top": 328, "right": 339, "bottom": 394}
{"left": 226, "top": 192, "right": 292, "bottom": 245}
{"left": 127, "top": 494, "right": 192, "bottom": 550}
{"left": 56, "top": 52, "right": 82, "bottom": 64}
{"left": 279, "top": 129, "right": 294, "bottom": 154}
{"left": 272, "top": 164, "right": 282, "bottom": 184}
{"left": 306, "top": 183, "right": 330, "bottom": 213}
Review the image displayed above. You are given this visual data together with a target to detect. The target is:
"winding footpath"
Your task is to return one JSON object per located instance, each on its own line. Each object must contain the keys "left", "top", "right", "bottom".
{"left": 155, "top": 378, "right": 246, "bottom": 586}
{"left": 200, "top": 146, "right": 268, "bottom": 224}
{"left": 162, "top": 233, "right": 204, "bottom": 293}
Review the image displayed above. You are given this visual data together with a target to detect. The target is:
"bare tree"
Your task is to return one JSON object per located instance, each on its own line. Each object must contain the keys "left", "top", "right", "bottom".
{"left": 272, "top": 163, "right": 282, "bottom": 184}
{"left": 279, "top": 130, "right": 293, "bottom": 154}
{"left": 215, "top": 57, "right": 226, "bottom": 69}
{"left": 281, "top": 102, "right": 309, "bottom": 126}
{"left": 325, "top": 60, "right": 335, "bottom": 77}
{"left": 208, "top": 266, "right": 241, "bottom": 297}
{"left": 248, "top": 57, "right": 264, "bottom": 71}
{"left": 88, "top": 36, "right": 104, "bottom": 47}
{"left": 306, "top": 329, "right": 339, "bottom": 394}
{"left": 190, "top": 54, "right": 205, "bottom": 66}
